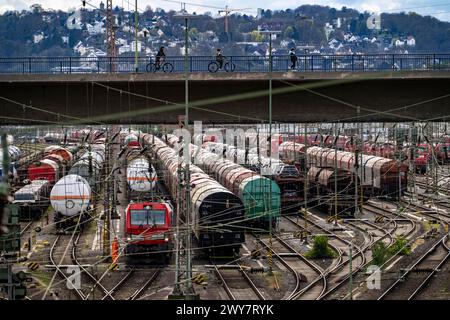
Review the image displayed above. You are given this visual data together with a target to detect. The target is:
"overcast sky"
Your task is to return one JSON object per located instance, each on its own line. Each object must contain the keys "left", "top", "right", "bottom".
{"left": 1, "top": 0, "right": 449, "bottom": 21}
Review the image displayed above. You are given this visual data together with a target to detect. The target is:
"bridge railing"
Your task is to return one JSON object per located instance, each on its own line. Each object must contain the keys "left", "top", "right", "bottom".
{"left": 0, "top": 54, "right": 449, "bottom": 74}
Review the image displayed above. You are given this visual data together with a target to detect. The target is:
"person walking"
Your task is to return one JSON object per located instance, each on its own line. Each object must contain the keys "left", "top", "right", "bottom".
{"left": 289, "top": 47, "right": 298, "bottom": 70}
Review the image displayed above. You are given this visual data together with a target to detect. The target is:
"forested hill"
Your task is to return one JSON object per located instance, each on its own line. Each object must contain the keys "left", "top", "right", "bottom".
{"left": 0, "top": 4, "right": 448, "bottom": 57}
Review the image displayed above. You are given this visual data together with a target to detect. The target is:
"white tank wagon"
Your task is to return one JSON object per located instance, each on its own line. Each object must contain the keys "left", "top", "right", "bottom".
{"left": 68, "top": 147, "right": 106, "bottom": 188}
{"left": 50, "top": 174, "right": 92, "bottom": 231}
{"left": 126, "top": 156, "right": 157, "bottom": 193}
{"left": 0, "top": 145, "right": 22, "bottom": 163}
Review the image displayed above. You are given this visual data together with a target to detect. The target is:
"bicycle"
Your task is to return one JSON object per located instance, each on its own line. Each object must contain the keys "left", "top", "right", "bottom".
{"left": 146, "top": 59, "right": 174, "bottom": 73}
{"left": 208, "top": 58, "right": 236, "bottom": 73}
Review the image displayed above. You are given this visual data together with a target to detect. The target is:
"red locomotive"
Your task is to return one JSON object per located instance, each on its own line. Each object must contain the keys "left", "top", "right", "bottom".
{"left": 124, "top": 201, "right": 174, "bottom": 264}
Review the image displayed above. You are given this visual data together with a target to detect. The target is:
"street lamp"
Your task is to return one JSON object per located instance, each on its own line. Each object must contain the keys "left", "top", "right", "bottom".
{"left": 173, "top": 9, "right": 199, "bottom": 300}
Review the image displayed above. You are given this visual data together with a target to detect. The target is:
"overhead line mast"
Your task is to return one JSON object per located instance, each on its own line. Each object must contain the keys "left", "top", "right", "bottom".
{"left": 106, "top": 0, "right": 117, "bottom": 71}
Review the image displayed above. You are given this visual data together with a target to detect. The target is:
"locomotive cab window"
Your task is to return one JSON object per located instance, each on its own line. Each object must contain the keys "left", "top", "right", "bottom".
{"left": 130, "top": 209, "right": 166, "bottom": 226}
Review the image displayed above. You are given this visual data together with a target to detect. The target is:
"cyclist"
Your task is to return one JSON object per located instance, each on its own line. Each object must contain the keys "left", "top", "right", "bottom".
{"left": 289, "top": 47, "right": 298, "bottom": 70}
{"left": 155, "top": 46, "right": 166, "bottom": 69}
{"left": 216, "top": 48, "right": 224, "bottom": 69}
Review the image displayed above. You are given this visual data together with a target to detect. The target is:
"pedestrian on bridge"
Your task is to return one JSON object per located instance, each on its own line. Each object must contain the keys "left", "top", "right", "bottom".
{"left": 289, "top": 48, "right": 298, "bottom": 70}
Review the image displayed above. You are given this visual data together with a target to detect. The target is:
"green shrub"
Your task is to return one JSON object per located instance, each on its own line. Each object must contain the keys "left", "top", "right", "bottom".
{"left": 305, "top": 235, "right": 336, "bottom": 259}
{"left": 371, "top": 242, "right": 389, "bottom": 267}
{"left": 388, "top": 236, "right": 411, "bottom": 256}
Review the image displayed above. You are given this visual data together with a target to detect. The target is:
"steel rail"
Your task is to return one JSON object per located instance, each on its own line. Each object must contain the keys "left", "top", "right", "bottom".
{"left": 48, "top": 235, "right": 86, "bottom": 300}
{"left": 71, "top": 233, "right": 115, "bottom": 300}
{"left": 377, "top": 233, "right": 449, "bottom": 300}
{"left": 128, "top": 268, "right": 161, "bottom": 300}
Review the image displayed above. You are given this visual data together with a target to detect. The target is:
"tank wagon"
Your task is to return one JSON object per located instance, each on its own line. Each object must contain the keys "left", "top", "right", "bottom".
{"left": 125, "top": 147, "right": 157, "bottom": 200}
{"left": 27, "top": 146, "right": 73, "bottom": 185}
{"left": 50, "top": 174, "right": 91, "bottom": 231}
{"left": 203, "top": 142, "right": 300, "bottom": 211}
{"left": 143, "top": 134, "right": 245, "bottom": 257}
{"left": 68, "top": 144, "right": 105, "bottom": 190}
{"left": 164, "top": 134, "right": 280, "bottom": 230}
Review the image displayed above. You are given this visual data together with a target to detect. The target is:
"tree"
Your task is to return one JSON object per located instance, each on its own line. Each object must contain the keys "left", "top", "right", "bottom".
{"left": 250, "top": 30, "right": 263, "bottom": 42}
{"left": 284, "top": 26, "right": 294, "bottom": 39}
{"left": 189, "top": 27, "right": 199, "bottom": 41}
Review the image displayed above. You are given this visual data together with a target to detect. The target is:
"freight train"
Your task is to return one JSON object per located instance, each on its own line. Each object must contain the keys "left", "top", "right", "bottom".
{"left": 164, "top": 134, "right": 280, "bottom": 230}
{"left": 143, "top": 134, "right": 245, "bottom": 257}
{"left": 27, "top": 146, "right": 73, "bottom": 185}
{"left": 202, "top": 141, "right": 301, "bottom": 211}
{"left": 282, "top": 132, "right": 442, "bottom": 174}
{"left": 125, "top": 147, "right": 158, "bottom": 200}
{"left": 279, "top": 142, "right": 408, "bottom": 199}
{"left": 121, "top": 139, "right": 172, "bottom": 263}
{"left": 51, "top": 138, "right": 106, "bottom": 231}
{"left": 13, "top": 180, "right": 51, "bottom": 220}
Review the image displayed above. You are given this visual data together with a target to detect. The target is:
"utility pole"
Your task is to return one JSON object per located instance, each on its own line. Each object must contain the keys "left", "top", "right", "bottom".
{"left": 334, "top": 123, "right": 338, "bottom": 226}
{"left": 348, "top": 242, "right": 353, "bottom": 300}
{"left": 172, "top": 10, "right": 199, "bottom": 300}
{"left": 354, "top": 107, "right": 361, "bottom": 216}
{"left": 172, "top": 158, "right": 184, "bottom": 296}
{"left": 134, "top": 0, "right": 139, "bottom": 72}
{"left": 303, "top": 123, "right": 308, "bottom": 244}
{"left": 260, "top": 29, "right": 280, "bottom": 275}
{"left": 106, "top": 0, "right": 117, "bottom": 72}
{"left": 102, "top": 129, "right": 111, "bottom": 260}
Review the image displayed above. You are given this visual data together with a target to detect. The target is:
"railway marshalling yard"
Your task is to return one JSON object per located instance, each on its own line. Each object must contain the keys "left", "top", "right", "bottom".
{"left": 2, "top": 126, "right": 450, "bottom": 301}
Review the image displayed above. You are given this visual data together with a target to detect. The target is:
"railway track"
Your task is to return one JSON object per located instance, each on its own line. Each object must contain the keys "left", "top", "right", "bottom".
{"left": 268, "top": 231, "right": 327, "bottom": 300}
{"left": 48, "top": 235, "right": 85, "bottom": 300}
{"left": 404, "top": 190, "right": 450, "bottom": 213}
{"left": 214, "top": 263, "right": 265, "bottom": 300}
{"left": 377, "top": 234, "right": 450, "bottom": 300}
{"left": 49, "top": 233, "right": 114, "bottom": 300}
{"left": 363, "top": 201, "right": 417, "bottom": 238}
{"left": 398, "top": 197, "right": 450, "bottom": 223}
{"left": 127, "top": 268, "right": 161, "bottom": 300}
{"left": 280, "top": 215, "right": 368, "bottom": 300}
{"left": 20, "top": 221, "right": 33, "bottom": 236}
{"left": 71, "top": 233, "right": 115, "bottom": 300}
{"left": 414, "top": 180, "right": 450, "bottom": 197}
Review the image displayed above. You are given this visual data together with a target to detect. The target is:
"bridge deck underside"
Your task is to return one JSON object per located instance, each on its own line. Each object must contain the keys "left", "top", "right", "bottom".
{"left": 0, "top": 73, "right": 449, "bottom": 124}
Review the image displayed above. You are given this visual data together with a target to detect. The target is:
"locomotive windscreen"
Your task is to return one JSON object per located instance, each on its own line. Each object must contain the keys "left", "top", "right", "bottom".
{"left": 130, "top": 209, "right": 166, "bottom": 226}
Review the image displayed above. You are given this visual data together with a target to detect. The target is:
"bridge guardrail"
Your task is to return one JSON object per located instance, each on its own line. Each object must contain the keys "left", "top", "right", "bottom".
{"left": 0, "top": 54, "right": 449, "bottom": 74}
